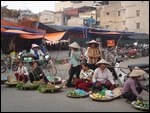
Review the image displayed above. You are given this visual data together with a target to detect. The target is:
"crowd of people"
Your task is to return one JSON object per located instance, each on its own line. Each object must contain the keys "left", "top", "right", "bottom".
{"left": 13, "top": 40, "right": 149, "bottom": 104}
{"left": 63, "top": 40, "right": 149, "bottom": 104}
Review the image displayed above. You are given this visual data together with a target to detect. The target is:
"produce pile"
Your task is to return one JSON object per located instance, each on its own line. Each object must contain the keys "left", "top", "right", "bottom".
{"left": 38, "top": 84, "right": 62, "bottom": 93}
{"left": 91, "top": 93, "right": 107, "bottom": 99}
{"left": 67, "top": 89, "right": 88, "bottom": 97}
{"left": 90, "top": 88, "right": 114, "bottom": 100}
{"left": 132, "top": 100, "right": 149, "bottom": 110}
{"left": 16, "top": 82, "right": 39, "bottom": 90}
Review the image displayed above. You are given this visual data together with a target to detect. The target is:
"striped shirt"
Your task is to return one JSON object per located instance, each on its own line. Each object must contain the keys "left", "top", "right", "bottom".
{"left": 87, "top": 47, "right": 100, "bottom": 64}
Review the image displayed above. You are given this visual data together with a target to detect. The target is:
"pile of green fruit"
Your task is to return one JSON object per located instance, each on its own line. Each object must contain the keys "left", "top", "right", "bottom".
{"left": 134, "top": 100, "right": 149, "bottom": 109}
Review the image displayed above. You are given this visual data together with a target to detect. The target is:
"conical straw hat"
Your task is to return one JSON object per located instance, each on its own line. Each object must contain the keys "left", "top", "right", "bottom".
{"left": 69, "top": 42, "right": 80, "bottom": 49}
{"left": 96, "top": 59, "right": 110, "bottom": 65}
{"left": 129, "top": 67, "right": 146, "bottom": 77}
{"left": 7, "top": 75, "right": 16, "bottom": 82}
{"left": 88, "top": 40, "right": 99, "bottom": 45}
{"left": 32, "top": 43, "right": 40, "bottom": 49}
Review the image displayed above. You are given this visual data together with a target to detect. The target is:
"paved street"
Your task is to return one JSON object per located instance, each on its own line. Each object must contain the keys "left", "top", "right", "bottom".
{"left": 1, "top": 52, "right": 149, "bottom": 112}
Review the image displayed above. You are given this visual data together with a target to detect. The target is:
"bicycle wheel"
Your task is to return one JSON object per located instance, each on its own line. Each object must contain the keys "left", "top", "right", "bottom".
{"left": 1, "top": 62, "right": 7, "bottom": 73}
{"left": 47, "top": 62, "right": 57, "bottom": 77}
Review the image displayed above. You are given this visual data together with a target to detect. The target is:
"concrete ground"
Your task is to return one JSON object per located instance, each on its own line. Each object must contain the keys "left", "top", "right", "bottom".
{"left": 1, "top": 51, "right": 149, "bottom": 112}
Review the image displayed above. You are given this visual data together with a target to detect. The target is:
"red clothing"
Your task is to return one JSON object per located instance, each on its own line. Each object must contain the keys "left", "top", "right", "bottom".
{"left": 76, "top": 79, "right": 92, "bottom": 92}
{"left": 15, "top": 73, "right": 28, "bottom": 83}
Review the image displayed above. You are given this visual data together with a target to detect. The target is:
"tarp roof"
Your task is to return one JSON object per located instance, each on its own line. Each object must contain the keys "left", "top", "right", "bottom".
{"left": 1, "top": 19, "right": 45, "bottom": 39}
{"left": 44, "top": 32, "right": 66, "bottom": 42}
{"left": 38, "top": 22, "right": 60, "bottom": 33}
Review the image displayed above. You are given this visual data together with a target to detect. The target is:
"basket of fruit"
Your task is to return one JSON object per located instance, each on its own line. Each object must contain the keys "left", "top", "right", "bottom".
{"left": 38, "top": 84, "right": 62, "bottom": 93}
{"left": 67, "top": 89, "right": 89, "bottom": 98}
{"left": 89, "top": 93, "right": 114, "bottom": 101}
{"left": 131, "top": 100, "right": 149, "bottom": 111}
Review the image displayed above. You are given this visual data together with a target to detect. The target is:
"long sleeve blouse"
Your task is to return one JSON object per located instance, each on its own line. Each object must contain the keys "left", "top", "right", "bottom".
{"left": 16, "top": 66, "right": 29, "bottom": 76}
{"left": 122, "top": 77, "right": 145, "bottom": 99}
{"left": 92, "top": 67, "right": 114, "bottom": 85}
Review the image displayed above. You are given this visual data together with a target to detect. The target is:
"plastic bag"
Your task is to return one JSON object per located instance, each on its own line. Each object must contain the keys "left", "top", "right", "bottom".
{"left": 105, "top": 90, "right": 114, "bottom": 97}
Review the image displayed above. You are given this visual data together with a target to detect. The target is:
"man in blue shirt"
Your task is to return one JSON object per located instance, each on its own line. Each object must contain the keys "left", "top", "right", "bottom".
{"left": 87, "top": 16, "right": 95, "bottom": 28}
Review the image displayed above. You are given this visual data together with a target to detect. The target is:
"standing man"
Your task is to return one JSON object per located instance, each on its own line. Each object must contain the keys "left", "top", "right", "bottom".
{"left": 87, "top": 16, "right": 95, "bottom": 28}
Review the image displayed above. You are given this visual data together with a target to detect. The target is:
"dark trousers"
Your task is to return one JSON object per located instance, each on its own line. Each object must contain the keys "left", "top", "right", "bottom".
{"left": 92, "top": 80, "right": 112, "bottom": 92}
{"left": 89, "top": 64, "right": 98, "bottom": 71}
{"left": 29, "top": 73, "right": 49, "bottom": 83}
{"left": 66, "top": 65, "right": 81, "bottom": 87}
{"left": 122, "top": 87, "right": 143, "bottom": 101}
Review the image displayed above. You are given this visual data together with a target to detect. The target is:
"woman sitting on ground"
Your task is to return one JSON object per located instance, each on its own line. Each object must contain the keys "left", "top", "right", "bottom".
{"left": 122, "top": 67, "right": 149, "bottom": 104}
{"left": 76, "top": 63, "right": 94, "bottom": 93}
{"left": 92, "top": 59, "right": 115, "bottom": 92}
{"left": 15, "top": 61, "right": 29, "bottom": 83}
{"left": 29, "top": 61, "right": 51, "bottom": 85}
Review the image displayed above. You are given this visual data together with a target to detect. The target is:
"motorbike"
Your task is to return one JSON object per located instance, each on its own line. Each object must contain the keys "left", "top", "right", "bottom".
{"left": 19, "top": 51, "right": 51, "bottom": 71}
{"left": 108, "top": 58, "right": 149, "bottom": 89}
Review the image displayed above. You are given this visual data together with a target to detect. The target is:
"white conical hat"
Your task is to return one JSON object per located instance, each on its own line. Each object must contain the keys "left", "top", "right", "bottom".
{"left": 129, "top": 67, "right": 146, "bottom": 77}
{"left": 69, "top": 42, "right": 80, "bottom": 49}
{"left": 88, "top": 40, "right": 99, "bottom": 45}
{"left": 32, "top": 43, "right": 40, "bottom": 49}
{"left": 96, "top": 59, "right": 110, "bottom": 65}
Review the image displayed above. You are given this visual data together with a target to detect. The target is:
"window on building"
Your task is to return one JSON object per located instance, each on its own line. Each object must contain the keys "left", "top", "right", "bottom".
{"left": 122, "top": 21, "right": 126, "bottom": 25}
{"left": 122, "top": 9, "right": 126, "bottom": 14}
{"left": 136, "top": 23, "right": 140, "bottom": 29}
{"left": 106, "top": 12, "right": 109, "bottom": 15}
{"left": 136, "top": 10, "right": 140, "bottom": 17}
{"left": 105, "top": 25, "right": 110, "bottom": 29}
{"left": 118, "top": 11, "right": 121, "bottom": 16}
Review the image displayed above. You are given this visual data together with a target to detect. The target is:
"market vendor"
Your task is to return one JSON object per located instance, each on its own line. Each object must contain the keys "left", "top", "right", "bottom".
{"left": 76, "top": 63, "right": 94, "bottom": 93}
{"left": 122, "top": 67, "right": 149, "bottom": 104}
{"left": 30, "top": 43, "right": 44, "bottom": 60}
{"left": 29, "top": 61, "right": 51, "bottom": 85}
{"left": 87, "top": 40, "right": 101, "bottom": 70}
{"left": 14, "top": 61, "right": 29, "bottom": 83}
{"left": 92, "top": 59, "right": 115, "bottom": 92}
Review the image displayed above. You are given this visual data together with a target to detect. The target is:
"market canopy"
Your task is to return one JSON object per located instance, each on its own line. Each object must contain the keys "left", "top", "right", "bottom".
{"left": 1, "top": 19, "right": 45, "bottom": 38}
{"left": 87, "top": 28, "right": 147, "bottom": 39}
{"left": 44, "top": 31, "right": 66, "bottom": 42}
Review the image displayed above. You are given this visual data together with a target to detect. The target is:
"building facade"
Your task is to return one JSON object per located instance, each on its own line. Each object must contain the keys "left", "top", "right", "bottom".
{"left": 96, "top": 1, "right": 149, "bottom": 33}
{"left": 55, "top": 1, "right": 149, "bottom": 34}
{"left": 39, "top": 10, "right": 55, "bottom": 24}
{"left": 55, "top": 1, "right": 97, "bottom": 27}
{"left": 120, "top": 1, "right": 149, "bottom": 33}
